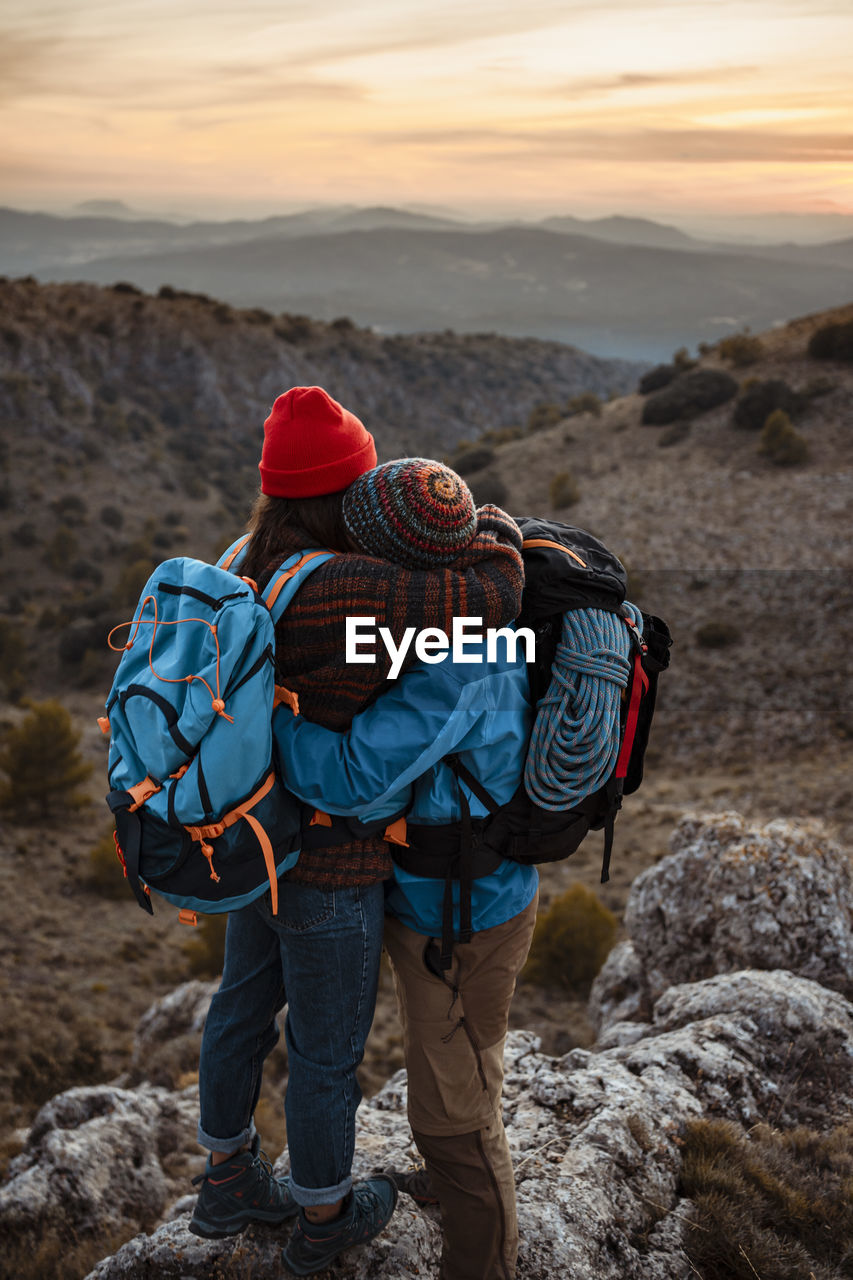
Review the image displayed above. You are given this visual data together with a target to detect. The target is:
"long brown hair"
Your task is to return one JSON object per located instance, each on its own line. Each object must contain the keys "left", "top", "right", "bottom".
{"left": 239, "top": 489, "right": 356, "bottom": 587}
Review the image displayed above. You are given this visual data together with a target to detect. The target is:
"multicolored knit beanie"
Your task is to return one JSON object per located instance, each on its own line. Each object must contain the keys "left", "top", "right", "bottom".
{"left": 343, "top": 458, "right": 477, "bottom": 568}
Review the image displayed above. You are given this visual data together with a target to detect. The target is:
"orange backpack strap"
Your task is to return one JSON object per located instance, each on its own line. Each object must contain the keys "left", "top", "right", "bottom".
{"left": 218, "top": 532, "right": 252, "bottom": 573}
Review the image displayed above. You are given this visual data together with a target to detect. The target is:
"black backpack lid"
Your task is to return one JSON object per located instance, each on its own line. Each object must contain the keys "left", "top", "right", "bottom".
{"left": 515, "top": 516, "right": 628, "bottom": 620}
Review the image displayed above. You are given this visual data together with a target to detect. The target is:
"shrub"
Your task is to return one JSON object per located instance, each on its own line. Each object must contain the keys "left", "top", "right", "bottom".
{"left": 681, "top": 1118, "right": 853, "bottom": 1280}
{"left": 469, "top": 475, "right": 508, "bottom": 507}
{"left": 183, "top": 914, "right": 227, "bottom": 977}
{"left": 51, "top": 493, "right": 87, "bottom": 521}
{"left": 330, "top": 316, "right": 356, "bottom": 331}
{"left": 641, "top": 369, "right": 737, "bottom": 425}
{"left": 99, "top": 504, "right": 123, "bottom": 529}
{"left": 0, "top": 619, "right": 27, "bottom": 695}
{"left": 759, "top": 410, "right": 809, "bottom": 466}
{"left": 43, "top": 526, "right": 78, "bottom": 571}
{"left": 158, "top": 284, "right": 178, "bottom": 299}
{"left": 549, "top": 470, "right": 580, "bottom": 509}
{"left": 733, "top": 379, "right": 800, "bottom": 430}
{"left": 275, "top": 314, "right": 314, "bottom": 342}
{"left": 0, "top": 700, "right": 92, "bottom": 815}
{"left": 13, "top": 519, "right": 37, "bottom": 545}
{"left": 566, "top": 392, "right": 602, "bottom": 418}
{"left": 672, "top": 346, "right": 696, "bottom": 371}
{"left": 696, "top": 620, "right": 741, "bottom": 649}
{"left": 87, "top": 829, "right": 128, "bottom": 897}
{"left": 111, "top": 281, "right": 142, "bottom": 295}
{"left": 526, "top": 402, "right": 563, "bottom": 433}
{"left": 212, "top": 303, "right": 234, "bottom": 324}
{"left": 113, "top": 558, "right": 155, "bottom": 609}
{"left": 450, "top": 445, "right": 496, "bottom": 475}
{"left": 807, "top": 319, "right": 853, "bottom": 362}
{"left": 522, "top": 884, "right": 617, "bottom": 995}
{"left": 717, "top": 332, "right": 764, "bottom": 367}
{"left": 69, "top": 558, "right": 103, "bottom": 585}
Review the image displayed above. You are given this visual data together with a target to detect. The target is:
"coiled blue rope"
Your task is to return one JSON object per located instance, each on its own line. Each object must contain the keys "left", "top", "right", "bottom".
{"left": 524, "top": 603, "right": 643, "bottom": 810}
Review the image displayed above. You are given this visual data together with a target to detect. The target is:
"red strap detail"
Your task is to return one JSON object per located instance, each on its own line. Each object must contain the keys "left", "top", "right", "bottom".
{"left": 615, "top": 652, "right": 649, "bottom": 779}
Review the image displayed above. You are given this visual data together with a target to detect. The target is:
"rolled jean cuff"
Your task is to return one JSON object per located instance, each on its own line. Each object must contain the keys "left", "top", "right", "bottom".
{"left": 288, "top": 1173, "right": 353, "bottom": 1208}
{"left": 196, "top": 1117, "right": 256, "bottom": 1156}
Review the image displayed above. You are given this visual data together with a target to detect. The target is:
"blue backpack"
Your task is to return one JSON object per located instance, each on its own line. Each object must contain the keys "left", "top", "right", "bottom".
{"left": 101, "top": 536, "right": 333, "bottom": 923}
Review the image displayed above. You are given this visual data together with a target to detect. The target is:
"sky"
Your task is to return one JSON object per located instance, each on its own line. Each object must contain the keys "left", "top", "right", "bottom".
{"left": 2, "top": 0, "right": 853, "bottom": 230}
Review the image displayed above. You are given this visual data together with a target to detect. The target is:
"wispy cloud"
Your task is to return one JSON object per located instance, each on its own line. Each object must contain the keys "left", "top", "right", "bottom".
{"left": 371, "top": 124, "right": 853, "bottom": 166}
{"left": 559, "top": 66, "right": 760, "bottom": 94}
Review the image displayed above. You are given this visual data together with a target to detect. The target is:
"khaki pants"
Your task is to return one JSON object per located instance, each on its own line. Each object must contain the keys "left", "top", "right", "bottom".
{"left": 384, "top": 893, "right": 538, "bottom": 1280}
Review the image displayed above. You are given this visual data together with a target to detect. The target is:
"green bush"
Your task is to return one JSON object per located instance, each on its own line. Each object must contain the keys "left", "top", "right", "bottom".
{"left": 672, "top": 346, "right": 697, "bottom": 371}
{"left": 696, "top": 620, "right": 741, "bottom": 649}
{"left": 641, "top": 369, "right": 737, "bottom": 425}
{"left": 733, "top": 379, "right": 800, "bottom": 430}
{"left": 522, "top": 884, "right": 617, "bottom": 995}
{"left": 42, "top": 525, "right": 78, "bottom": 570}
{"left": 639, "top": 364, "right": 677, "bottom": 395}
{"left": 183, "top": 914, "right": 227, "bottom": 977}
{"left": 87, "top": 829, "right": 128, "bottom": 898}
{"left": 549, "top": 470, "right": 580, "bottom": 509}
{"left": 113, "top": 558, "right": 155, "bottom": 609}
{"left": 807, "top": 319, "right": 853, "bottom": 362}
{"left": 0, "top": 619, "right": 27, "bottom": 696}
{"left": 99, "top": 504, "right": 123, "bottom": 529}
{"left": 759, "top": 410, "right": 809, "bottom": 466}
{"left": 566, "top": 392, "right": 602, "bottom": 418}
{"left": 681, "top": 1118, "right": 853, "bottom": 1280}
{"left": 526, "top": 402, "right": 563, "bottom": 433}
{"left": 469, "top": 475, "right": 508, "bottom": 507}
{"left": 450, "top": 445, "right": 496, "bottom": 475}
{"left": 0, "top": 700, "right": 92, "bottom": 816}
{"left": 717, "top": 332, "right": 764, "bottom": 367}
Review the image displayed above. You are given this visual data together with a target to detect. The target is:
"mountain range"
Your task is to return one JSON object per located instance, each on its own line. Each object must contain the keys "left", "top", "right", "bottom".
{"left": 4, "top": 205, "right": 853, "bottom": 360}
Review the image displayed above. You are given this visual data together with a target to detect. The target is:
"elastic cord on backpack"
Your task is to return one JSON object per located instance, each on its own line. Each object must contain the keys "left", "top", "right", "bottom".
{"left": 524, "top": 604, "right": 642, "bottom": 810}
{"left": 108, "top": 595, "right": 235, "bottom": 723}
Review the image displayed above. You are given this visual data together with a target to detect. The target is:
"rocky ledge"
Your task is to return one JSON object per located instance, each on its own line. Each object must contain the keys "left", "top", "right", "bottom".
{"left": 1, "top": 811, "right": 851, "bottom": 1280}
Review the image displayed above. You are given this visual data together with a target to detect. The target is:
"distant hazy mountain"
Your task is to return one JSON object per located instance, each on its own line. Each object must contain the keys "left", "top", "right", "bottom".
{"left": 5, "top": 204, "right": 853, "bottom": 359}
{"left": 540, "top": 214, "right": 699, "bottom": 251}
{"left": 23, "top": 223, "right": 853, "bottom": 360}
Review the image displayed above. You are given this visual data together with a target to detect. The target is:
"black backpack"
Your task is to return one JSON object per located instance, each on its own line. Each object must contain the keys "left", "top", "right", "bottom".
{"left": 394, "top": 516, "right": 672, "bottom": 967}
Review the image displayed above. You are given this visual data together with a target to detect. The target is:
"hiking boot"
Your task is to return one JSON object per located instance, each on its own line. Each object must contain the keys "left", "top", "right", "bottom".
{"left": 281, "top": 1175, "right": 398, "bottom": 1276}
{"left": 384, "top": 1164, "right": 440, "bottom": 1206}
{"left": 188, "top": 1135, "right": 298, "bottom": 1239}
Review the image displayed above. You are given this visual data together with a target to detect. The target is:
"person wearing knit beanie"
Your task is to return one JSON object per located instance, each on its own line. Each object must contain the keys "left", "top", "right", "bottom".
{"left": 259, "top": 386, "right": 377, "bottom": 498}
{"left": 343, "top": 458, "right": 477, "bottom": 569}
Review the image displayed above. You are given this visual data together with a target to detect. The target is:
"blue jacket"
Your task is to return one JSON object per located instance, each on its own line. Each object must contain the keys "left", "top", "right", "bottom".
{"left": 273, "top": 638, "right": 539, "bottom": 936}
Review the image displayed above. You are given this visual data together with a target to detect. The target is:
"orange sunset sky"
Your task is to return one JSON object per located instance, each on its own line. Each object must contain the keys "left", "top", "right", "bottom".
{"left": 3, "top": 0, "right": 853, "bottom": 229}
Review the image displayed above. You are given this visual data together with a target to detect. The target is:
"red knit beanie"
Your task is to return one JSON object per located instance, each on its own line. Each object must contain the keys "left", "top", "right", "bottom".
{"left": 259, "top": 386, "right": 377, "bottom": 497}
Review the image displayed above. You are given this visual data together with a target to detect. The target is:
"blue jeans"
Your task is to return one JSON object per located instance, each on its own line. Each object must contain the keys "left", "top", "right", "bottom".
{"left": 197, "top": 880, "right": 384, "bottom": 1207}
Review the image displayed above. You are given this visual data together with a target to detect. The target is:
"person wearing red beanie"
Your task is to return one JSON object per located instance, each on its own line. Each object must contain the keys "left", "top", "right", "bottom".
{"left": 259, "top": 386, "right": 377, "bottom": 498}
{"left": 193, "top": 390, "right": 525, "bottom": 1272}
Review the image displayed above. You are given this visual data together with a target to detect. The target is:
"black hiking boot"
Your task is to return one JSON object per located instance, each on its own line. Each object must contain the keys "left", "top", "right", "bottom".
{"left": 189, "top": 1135, "right": 298, "bottom": 1239}
{"left": 281, "top": 1175, "right": 398, "bottom": 1276}
{"left": 384, "top": 1164, "right": 440, "bottom": 1206}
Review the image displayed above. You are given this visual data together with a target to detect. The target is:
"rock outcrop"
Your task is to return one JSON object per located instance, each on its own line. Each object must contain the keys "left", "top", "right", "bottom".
{"left": 3, "top": 812, "right": 851, "bottom": 1280}
{"left": 590, "top": 811, "right": 853, "bottom": 1034}
{"left": 0, "top": 1084, "right": 199, "bottom": 1255}
{"left": 83, "top": 969, "right": 853, "bottom": 1280}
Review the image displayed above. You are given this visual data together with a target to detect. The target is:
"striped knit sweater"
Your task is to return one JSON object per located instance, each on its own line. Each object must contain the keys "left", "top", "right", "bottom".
{"left": 256, "top": 505, "right": 524, "bottom": 888}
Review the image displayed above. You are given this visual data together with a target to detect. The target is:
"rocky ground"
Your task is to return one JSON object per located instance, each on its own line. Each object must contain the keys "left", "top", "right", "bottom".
{"left": 2, "top": 812, "right": 851, "bottom": 1280}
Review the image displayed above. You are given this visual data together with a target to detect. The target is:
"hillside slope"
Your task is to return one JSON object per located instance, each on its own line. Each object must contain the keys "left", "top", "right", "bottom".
{"left": 451, "top": 302, "right": 853, "bottom": 778}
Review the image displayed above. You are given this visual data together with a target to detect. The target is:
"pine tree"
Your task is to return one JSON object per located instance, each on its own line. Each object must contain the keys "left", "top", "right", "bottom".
{"left": 0, "top": 700, "right": 92, "bottom": 816}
